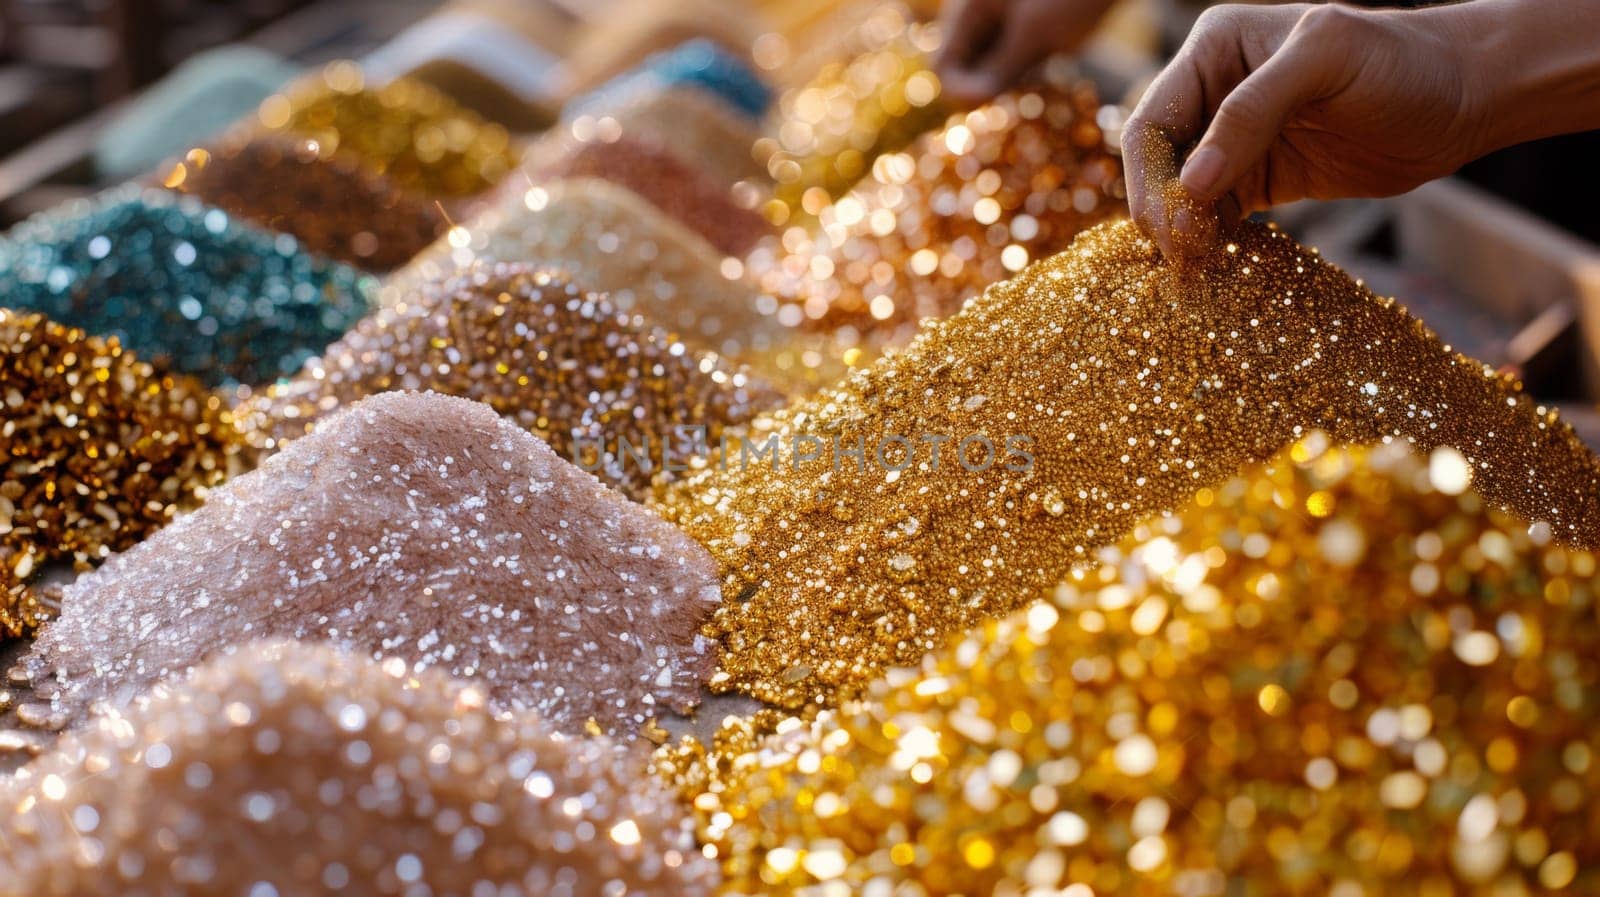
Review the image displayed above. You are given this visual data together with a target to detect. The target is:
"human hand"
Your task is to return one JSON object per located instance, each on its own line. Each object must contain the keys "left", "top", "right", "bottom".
{"left": 935, "top": 0, "right": 1119, "bottom": 103}
{"left": 1123, "top": 2, "right": 1491, "bottom": 258}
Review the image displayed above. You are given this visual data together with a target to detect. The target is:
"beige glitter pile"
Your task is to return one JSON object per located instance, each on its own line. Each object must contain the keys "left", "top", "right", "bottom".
{"left": 2, "top": 640, "right": 717, "bottom": 897}
{"left": 259, "top": 61, "right": 517, "bottom": 198}
{"left": 567, "top": 86, "right": 767, "bottom": 185}
{"left": 759, "top": 9, "right": 945, "bottom": 225}
{"left": 387, "top": 178, "right": 833, "bottom": 385}
{"left": 0, "top": 310, "right": 253, "bottom": 601}
{"left": 24, "top": 391, "right": 720, "bottom": 737}
{"left": 661, "top": 220, "right": 1600, "bottom": 708}
{"left": 659, "top": 439, "right": 1600, "bottom": 895}
{"left": 236, "top": 263, "right": 787, "bottom": 500}
{"left": 748, "top": 83, "right": 1123, "bottom": 359}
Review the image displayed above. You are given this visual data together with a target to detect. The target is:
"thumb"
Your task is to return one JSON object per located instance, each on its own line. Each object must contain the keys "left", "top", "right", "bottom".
{"left": 1179, "top": 30, "right": 1336, "bottom": 205}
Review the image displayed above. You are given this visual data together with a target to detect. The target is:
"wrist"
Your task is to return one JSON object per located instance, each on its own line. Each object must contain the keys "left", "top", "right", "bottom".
{"left": 1457, "top": 0, "right": 1600, "bottom": 154}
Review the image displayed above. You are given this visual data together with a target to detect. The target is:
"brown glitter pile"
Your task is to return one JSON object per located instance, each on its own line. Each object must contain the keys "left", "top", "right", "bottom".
{"left": 748, "top": 83, "right": 1124, "bottom": 359}
{"left": 236, "top": 263, "right": 788, "bottom": 500}
{"left": 157, "top": 137, "right": 448, "bottom": 271}
{"left": 759, "top": 9, "right": 945, "bottom": 225}
{"left": 660, "top": 219, "right": 1600, "bottom": 708}
{"left": 0, "top": 309, "right": 253, "bottom": 597}
{"left": 658, "top": 439, "right": 1600, "bottom": 895}
{"left": 3, "top": 640, "right": 718, "bottom": 896}
{"left": 525, "top": 133, "right": 772, "bottom": 256}
{"left": 259, "top": 61, "right": 518, "bottom": 198}
{"left": 25, "top": 391, "right": 722, "bottom": 737}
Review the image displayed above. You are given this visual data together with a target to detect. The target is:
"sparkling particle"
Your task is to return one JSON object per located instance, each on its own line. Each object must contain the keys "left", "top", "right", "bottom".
{"left": 661, "top": 220, "right": 1600, "bottom": 709}
{"left": 1, "top": 641, "right": 716, "bottom": 895}
{"left": 522, "top": 132, "right": 771, "bottom": 257}
{"left": 745, "top": 83, "right": 1122, "bottom": 362}
{"left": 386, "top": 179, "right": 829, "bottom": 386}
{"left": 0, "top": 309, "right": 255, "bottom": 607}
{"left": 0, "top": 186, "right": 374, "bottom": 385}
{"left": 237, "top": 263, "right": 786, "bottom": 499}
{"left": 262, "top": 64, "right": 516, "bottom": 197}
{"left": 24, "top": 392, "right": 721, "bottom": 736}
{"left": 659, "top": 441, "right": 1600, "bottom": 895}
{"left": 159, "top": 135, "right": 448, "bottom": 271}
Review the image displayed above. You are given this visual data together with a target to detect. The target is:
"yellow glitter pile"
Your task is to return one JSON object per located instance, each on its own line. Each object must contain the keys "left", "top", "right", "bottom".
{"left": 748, "top": 83, "right": 1124, "bottom": 358}
{"left": 759, "top": 8, "right": 945, "bottom": 224}
{"left": 0, "top": 310, "right": 254, "bottom": 593}
{"left": 259, "top": 61, "right": 517, "bottom": 197}
{"left": 661, "top": 220, "right": 1600, "bottom": 708}
{"left": 236, "top": 263, "right": 787, "bottom": 500}
{"left": 659, "top": 439, "right": 1600, "bottom": 895}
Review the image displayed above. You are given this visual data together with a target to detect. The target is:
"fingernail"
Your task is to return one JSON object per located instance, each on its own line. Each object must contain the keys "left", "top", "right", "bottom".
{"left": 1180, "top": 146, "right": 1225, "bottom": 198}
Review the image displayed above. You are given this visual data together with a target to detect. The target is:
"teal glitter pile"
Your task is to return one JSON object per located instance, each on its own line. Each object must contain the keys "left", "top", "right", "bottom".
{"left": 0, "top": 186, "right": 375, "bottom": 386}
{"left": 566, "top": 39, "right": 771, "bottom": 121}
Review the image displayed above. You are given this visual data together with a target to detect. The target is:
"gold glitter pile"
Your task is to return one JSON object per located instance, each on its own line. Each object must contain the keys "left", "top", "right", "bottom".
{"left": 0, "top": 309, "right": 254, "bottom": 586}
{"left": 258, "top": 61, "right": 517, "bottom": 198}
{"left": 659, "top": 439, "right": 1600, "bottom": 895}
{"left": 25, "top": 391, "right": 721, "bottom": 737}
{"left": 661, "top": 219, "right": 1600, "bottom": 708}
{"left": 748, "top": 83, "right": 1124, "bottom": 358}
{"left": 759, "top": 8, "right": 945, "bottom": 225}
{"left": 0, "top": 564, "right": 45, "bottom": 642}
{"left": 387, "top": 178, "right": 833, "bottom": 386}
{"left": 236, "top": 263, "right": 787, "bottom": 500}
{"left": 3, "top": 639, "right": 718, "bottom": 896}
{"left": 158, "top": 136, "right": 448, "bottom": 271}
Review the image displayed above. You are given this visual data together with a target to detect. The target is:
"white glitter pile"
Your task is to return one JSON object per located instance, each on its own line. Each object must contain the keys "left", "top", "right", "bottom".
{"left": 23, "top": 391, "right": 721, "bottom": 736}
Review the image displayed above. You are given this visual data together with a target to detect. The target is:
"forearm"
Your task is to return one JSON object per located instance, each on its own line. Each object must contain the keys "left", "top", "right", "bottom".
{"left": 1458, "top": 0, "right": 1600, "bottom": 152}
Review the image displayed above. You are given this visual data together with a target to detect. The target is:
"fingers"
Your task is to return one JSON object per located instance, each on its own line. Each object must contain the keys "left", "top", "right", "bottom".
{"left": 934, "top": 0, "right": 997, "bottom": 79}
{"left": 1124, "top": 4, "right": 1325, "bottom": 257}
{"left": 1123, "top": 46, "right": 1210, "bottom": 257}
{"left": 1181, "top": 24, "right": 1336, "bottom": 206}
{"left": 940, "top": 12, "right": 1051, "bottom": 103}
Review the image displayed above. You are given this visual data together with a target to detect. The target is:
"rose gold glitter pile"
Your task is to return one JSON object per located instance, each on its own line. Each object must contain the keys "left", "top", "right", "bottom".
{"left": 387, "top": 178, "right": 833, "bottom": 386}
{"left": 748, "top": 83, "right": 1124, "bottom": 359}
{"left": 525, "top": 133, "right": 771, "bottom": 256}
{"left": 235, "top": 263, "right": 787, "bottom": 500}
{"left": 569, "top": 86, "right": 767, "bottom": 185}
{"left": 0, "top": 310, "right": 253, "bottom": 599}
{"left": 658, "top": 439, "right": 1600, "bottom": 896}
{"left": 259, "top": 62, "right": 517, "bottom": 198}
{"left": 3, "top": 639, "right": 718, "bottom": 897}
{"left": 24, "top": 391, "right": 721, "bottom": 737}
{"left": 661, "top": 219, "right": 1600, "bottom": 708}
{"left": 158, "top": 136, "right": 448, "bottom": 271}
